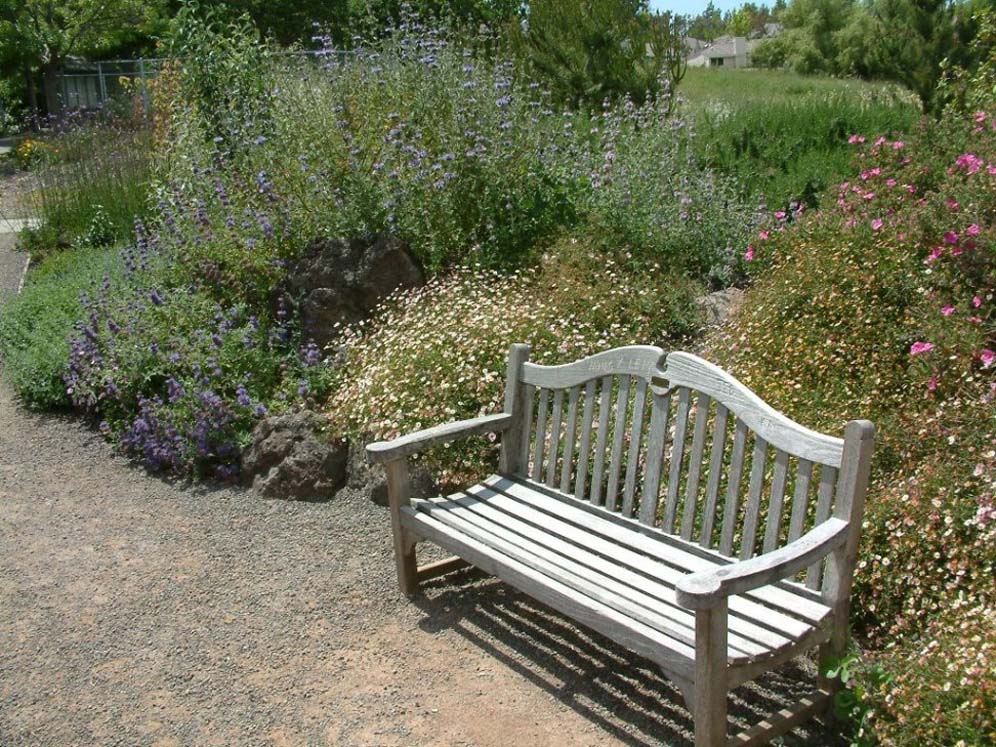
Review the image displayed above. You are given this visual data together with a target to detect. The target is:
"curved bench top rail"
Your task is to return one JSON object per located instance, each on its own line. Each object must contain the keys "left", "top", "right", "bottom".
{"left": 520, "top": 345, "right": 666, "bottom": 390}
{"left": 658, "top": 352, "right": 844, "bottom": 467}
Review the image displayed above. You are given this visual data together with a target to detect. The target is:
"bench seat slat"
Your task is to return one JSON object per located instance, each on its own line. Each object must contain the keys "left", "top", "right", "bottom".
{"left": 400, "top": 505, "right": 697, "bottom": 680}
{"left": 416, "top": 489, "right": 796, "bottom": 657}
{"left": 413, "top": 495, "right": 778, "bottom": 661}
{"left": 485, "top": 475, "right": 831, "bottom": 627}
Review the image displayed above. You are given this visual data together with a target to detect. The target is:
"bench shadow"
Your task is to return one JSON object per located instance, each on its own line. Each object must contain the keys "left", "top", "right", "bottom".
{"left": 414, "top": 570, "right": 844, "bottom": 747}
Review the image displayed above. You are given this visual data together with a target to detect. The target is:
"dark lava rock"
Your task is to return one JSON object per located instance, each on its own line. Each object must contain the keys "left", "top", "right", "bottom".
{"left": 242, "top": 411, "right": 347, "bottom": 500}
{"left": 346, "top": 438, "right": 437, "bottom": 507}
{"left": 286, "top": 235, "right": 425, "bottom": 348}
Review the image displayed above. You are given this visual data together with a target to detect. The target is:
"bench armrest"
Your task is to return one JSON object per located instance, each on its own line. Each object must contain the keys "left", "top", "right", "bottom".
{"left": 675, "top": 517, "right": 850, "bottom": 610}
{"left": 366, "top": 413, "right": 514, "bottom": 464}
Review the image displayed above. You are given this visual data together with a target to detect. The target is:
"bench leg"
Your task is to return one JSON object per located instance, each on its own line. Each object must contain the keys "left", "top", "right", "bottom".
{"left": 817, "top": 625, "right": 848, "bottom": 720}
{"left": 694, "top": 602, "right": 728, "bottom": 747}
{"left": 385, "top": 458, "right": 418, "bottom": 597}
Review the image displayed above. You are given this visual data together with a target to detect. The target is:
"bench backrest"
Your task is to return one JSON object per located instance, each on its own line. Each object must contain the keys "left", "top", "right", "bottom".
{"left": 498, "top": 343, "right": 872, "bottom": 596}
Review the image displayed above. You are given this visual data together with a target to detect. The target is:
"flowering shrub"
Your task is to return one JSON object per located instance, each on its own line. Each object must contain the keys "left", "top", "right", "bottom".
{"left": 154, "top": 13, "right": 757, "bottom": 298}
{"left": 59, "top": 236, "right": 335, "bottom": 478}
{"left": 329, "top": 242, "right": 700, "bottom": 487}
{"left": 710, "top": 109, "right": 995, "bottom": 745}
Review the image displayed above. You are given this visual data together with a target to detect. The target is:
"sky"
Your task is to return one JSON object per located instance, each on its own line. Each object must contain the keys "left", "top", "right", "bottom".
{"left": 649, "top": 0, "right": 745, "bottom": 16}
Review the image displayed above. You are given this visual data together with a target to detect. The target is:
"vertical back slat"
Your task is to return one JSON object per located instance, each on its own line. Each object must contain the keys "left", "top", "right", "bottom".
{"left": 699, "top": 404, "right": 729, "bottom": 548}
{"left": 518, "top": 384, "right": 535, "bottom": 474}
{"left": 545, "top": 389, "right": 565, "bottom": 487}
{"left": 638, "top": 388, "right": 673, "bottom": 526}
{"left": 807, "top": 464, "right": 838, "bottom": 589}
{"left": 559, "top": 386, "right": 581, "bottom": 494}
{"left": 589, "top": 376, "right": 613, "bottom": 505}
{"left": 680, "top": 393, "right": 713, "bottom": 540}
{"left": 739, "top": 436, "right": 768, "bottom": 559}
{"left": 531, "top": 388, "right": 549, "bottom": 482}
{"left": 604, "top": 376, "right": 632, "bottom": 511}
{"left": 719, "top": 419, "right": 749, "bottom": 556}
{"left": 574, "top": 380, "right": 597, "bottom": 500}
{"left": 620, "top": 379, "right": 649, "bottom": 517}
{"left": 787, "top": 458, "right": 814, "bottom": 543}
{"left": 662, "top": 387, "right": 692, "bottom": 533}
{"left": 763, "top": 449, "right": 790, "bottom": 553}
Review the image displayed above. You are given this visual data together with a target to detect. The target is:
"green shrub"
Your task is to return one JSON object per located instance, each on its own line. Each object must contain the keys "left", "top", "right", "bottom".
{"left": 154, "top": 14, "right": 756, "bottom": 303}
{"left": 0, "top": 246, "right": 127, "bottom": 409}
{"left": 690, "top": 82, "right": 920, "bottom": 209}
{"left": 22, "top": 116, "right": 153, "bottom": 258}
{"left": 709, "top": 108, "right": 996, "bottom": 746}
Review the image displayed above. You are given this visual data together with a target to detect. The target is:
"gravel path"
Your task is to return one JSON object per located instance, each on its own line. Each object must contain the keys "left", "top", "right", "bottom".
{"left": 0, "top": 173, "right": 839, "bottom": 747}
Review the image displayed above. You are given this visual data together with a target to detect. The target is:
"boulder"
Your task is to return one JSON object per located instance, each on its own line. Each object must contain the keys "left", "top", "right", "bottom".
{"left": 286, "top": 235, "right": 425, "bottom": 348}
{"left": 242, "top": 410, "right": 347, "bottom": 500}
{"left": 697, "top": 287, "right": 745, "bottom": 327}
{"left": 347, "top": 438, "right": 437, "bottom": 507}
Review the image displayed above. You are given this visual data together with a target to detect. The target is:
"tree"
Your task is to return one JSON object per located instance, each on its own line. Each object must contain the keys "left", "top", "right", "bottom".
{"left": 512, "top": 0, "right": 686, "bottom": 110}
{"left": 863, "top": 0, "right": 980, "bottom": 113}
{"left": 687, "top": 1, "right": 725, "bottom": 41}
{"left": 0, "top": 0, "right": 165, "bottom": 116}
{"left": 727, "top": 8, "right": 755, "bottom": 37}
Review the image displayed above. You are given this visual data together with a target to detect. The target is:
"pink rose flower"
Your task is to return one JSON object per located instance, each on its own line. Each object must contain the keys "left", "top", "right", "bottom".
{"left": 871, "top": 218, "right": 883, "bottom": 231}
{"left": 982, "top": 349, "right": 996, "bottom": 368}
{"left": 744, "top": 246, "right": 755, "bottom": 261}
{"left": 848, "top": 135, "right": 866, "bottom": 144}
{"left": 927, "top": 377, "right": 938, "bottom": 392}
{"left": 943, "top": 231, "right": 960, "bottom": 245}
{"left": 967, "top": 224, "right": 981, "bottom": 236}
{"left": 941, "top": 306, "right": 955, "bottom": 316}
{"left": 910, "top": 341, "right": 934, "bottom": 356}
{"left": 973, "top": 296, "right": 983, "bottom": 308}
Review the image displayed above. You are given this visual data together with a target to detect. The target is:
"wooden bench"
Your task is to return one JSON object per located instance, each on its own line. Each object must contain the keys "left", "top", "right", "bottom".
{"left": 367, "top": 344, "right": 874, "bottom": 747}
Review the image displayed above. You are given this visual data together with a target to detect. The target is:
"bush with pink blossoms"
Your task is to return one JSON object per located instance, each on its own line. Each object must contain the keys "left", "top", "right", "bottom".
{"left": 710, "top": 107, "right": 995, "bottom": 746}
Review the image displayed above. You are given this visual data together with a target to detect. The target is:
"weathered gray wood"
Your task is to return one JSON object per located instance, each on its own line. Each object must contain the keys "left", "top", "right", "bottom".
{"left": 385, "top": 458, "right": 418, "bottom": 597}
{"left": 531, "top": 388, "right": 549, "bottom": 482}
{"left": 822, "top": 421, "right": 875, "bottom": 655}
{"left": 421, "top": 489, "right": 797, "bottom": 654}
{"left": 417, "top": 492, "right": 787, "bottom": 658}
{"left": 574, "top": 380, "right": 597, "bottom": 500}
{"left": 681, "top": 393, "right": 713, "bottom": 541}
{"left": 367, "top": 413, "right": 514, "bottom": 463}
{"left": 763, "top": 450, "right": 790, "bottom": 553}
{"left": 559, "top": 386, "right": 581, "bottom": 494}
{"left": 498, "top": 343, "right": 532, "bottom": 475}
{"left": 719, "top": 420, "right": 749, "bottom": 556}
{"left": 676, "top": 518, "right": 849, "bottom": 610}
{"left": 806, "top": 464, "right": 837, "bottom": 590}
{"left": 739, "top": 436, "right": 769, "bottom": 560}
{"left": 700, "top": 405, "right": 729, "bottom": 549}
{"left": 402, "top": 505, "right": 697, "bottom": 679}
{"left": 545, "top": 389, "right": 565, "bottom": 488}
{"left": 639, "top": 389, "right": 672, "bottom": 526}
{"left": 621, "top": 379, "right": 649, "bottom": 517}
{"left": 380, "top": 344, "right": 873, "bottom": 747}
{"left": 416, "top": 556, "right": 471, "bottom": 582}
{"left": 693, "top": 601, "right": 728, "bottom": 747}
{"left": 659, "top": 352, "right": 844, "bottom": 466}
{"left": 727, "top": 690, "right": 831, "bottom": 747}
{"left": 605, "top": 376, "right": 632, "bottom": 511}
{"left": 787, "top": 458, "right": 814, "bottom": 543}
{"left": 590, "top": 376, "right": 613, "bottom": 505}
{"left": 521, "top": 345, "right": 665, "bottom": 389}
{"left": 485, "top": 476, "right": 830, "bottom": 630}
{"left": 518, "top": 384, "right": 535, "bottom": 474}
{"left": 663, "top": 387, "right": 692, "bottom": 533}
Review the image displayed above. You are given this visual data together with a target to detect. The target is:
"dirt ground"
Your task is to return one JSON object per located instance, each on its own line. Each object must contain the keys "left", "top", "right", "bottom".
{"left": 0, "top": 171, "right": 838, "bottom": 747}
